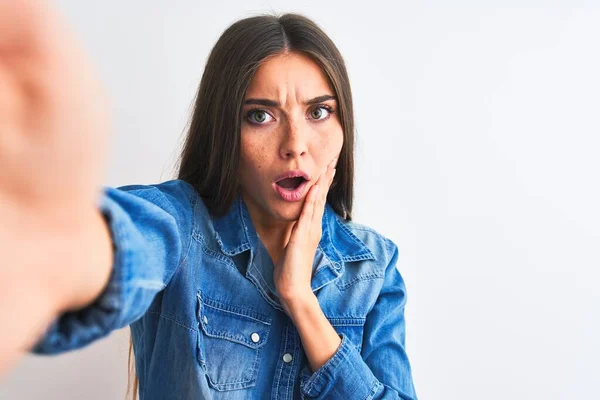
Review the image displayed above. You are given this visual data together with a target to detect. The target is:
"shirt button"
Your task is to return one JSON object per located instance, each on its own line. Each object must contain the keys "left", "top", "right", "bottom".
{"left": 282, "top": 353, "right": 293, "bottom": 363}
{"left": 251, "top": 333, "right": 260, "bottom": 343}
{"left": 203, "top": 316, "right": 208, "bottom": 325}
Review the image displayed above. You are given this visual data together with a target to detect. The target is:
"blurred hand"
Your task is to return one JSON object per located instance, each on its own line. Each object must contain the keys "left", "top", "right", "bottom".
{"left": 0, "top": 0, "right": 110, "bottom": 223}
{"left": 0, "top": 0, "right": 112, "bottom": 374}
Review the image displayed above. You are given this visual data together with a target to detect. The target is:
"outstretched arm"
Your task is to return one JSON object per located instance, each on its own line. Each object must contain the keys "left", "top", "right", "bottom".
{"left": 0, "top": 0, "right": 112, "bottom": 375}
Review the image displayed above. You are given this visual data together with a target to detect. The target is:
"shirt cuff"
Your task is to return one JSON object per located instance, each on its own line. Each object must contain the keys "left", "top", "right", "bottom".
{"left": 30, "top": 189, "right": 129, "bottom": 354}
{"left": 299, "top": 333, "right": 380, "bottom": 399}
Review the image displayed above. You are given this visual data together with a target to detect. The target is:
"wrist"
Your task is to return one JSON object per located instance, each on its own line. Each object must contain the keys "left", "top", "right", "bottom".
{"left": 57, "top": 209, "right": 114, "bottom": 313}
{"left": 280, "top": 289, "right": 319, "bottom": 319}
{"left": 9, "top": 207, "right": 113, "bottom": 315}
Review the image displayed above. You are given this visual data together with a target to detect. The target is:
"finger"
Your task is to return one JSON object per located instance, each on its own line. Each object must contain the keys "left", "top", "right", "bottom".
{"left": 313, "top": 156, "right": 337, "bottom": 203}
{"left": 290, "top": 184, "right": 319, "bottom": 242}
{"left": 328, "top": 156, "right": 339, "bottom": 169}
{"left": 312, "top": 157, "right": 337, "bottom": 226}
{"left": 0, "top": 1, "right": 82, "bottom": 68}
{"left": 321, "top": 163, "right": 336, "bottom": 204}
{"left": 321, "top": 156, "right": 338, "bottom": 202}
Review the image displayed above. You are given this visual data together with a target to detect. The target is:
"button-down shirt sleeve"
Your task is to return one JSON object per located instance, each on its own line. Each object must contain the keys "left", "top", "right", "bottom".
{"left": 29, "top": 180, "right": 195, "bottom": 355}
{"left": 299, "top": 239, "right": 417, "bottom": 399}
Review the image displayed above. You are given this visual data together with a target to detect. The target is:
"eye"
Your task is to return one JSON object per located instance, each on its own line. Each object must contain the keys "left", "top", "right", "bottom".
{"left": 247, "top": 109, "right": 274, "bottom": 125}
{"left": 309, "top": 105, "right": 333, "bottom": 121}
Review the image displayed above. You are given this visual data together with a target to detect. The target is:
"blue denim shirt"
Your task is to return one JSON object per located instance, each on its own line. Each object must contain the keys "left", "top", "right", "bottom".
{"left": 31, "top": 179, "right": 417, "bottom": 399}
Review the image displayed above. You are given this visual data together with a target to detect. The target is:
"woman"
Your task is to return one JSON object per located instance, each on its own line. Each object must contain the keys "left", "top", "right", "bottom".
{"left": 0, "top": 2, "right": 416, "bottom": 399}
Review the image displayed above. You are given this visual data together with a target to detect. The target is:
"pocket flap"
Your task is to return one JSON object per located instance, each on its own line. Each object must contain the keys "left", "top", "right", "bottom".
{"left": 197, "top": 292, "right": 271, "bottom": 349}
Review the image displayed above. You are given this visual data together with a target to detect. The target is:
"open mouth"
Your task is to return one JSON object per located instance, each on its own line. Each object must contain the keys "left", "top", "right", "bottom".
{"left": 275, "top": 177, "right": 307, "bottom": 191}
{"left": 273, "top": 170, "right": 310, "bottom": 201}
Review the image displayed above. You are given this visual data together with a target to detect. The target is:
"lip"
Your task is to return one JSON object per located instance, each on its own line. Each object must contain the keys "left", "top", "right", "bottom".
{"left": 272, "top": 179, "right": 309, "bottom": 202}
{"left": 272, "top": 169, "right": 311, "bottom": 202}
{"left": 273, "top": 169, "right": 311, "bottom": 183}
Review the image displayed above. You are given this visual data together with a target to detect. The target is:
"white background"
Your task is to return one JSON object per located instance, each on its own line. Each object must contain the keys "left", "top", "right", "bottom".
{"left": 1, "top": 1, "right": 599, "bottom": 399}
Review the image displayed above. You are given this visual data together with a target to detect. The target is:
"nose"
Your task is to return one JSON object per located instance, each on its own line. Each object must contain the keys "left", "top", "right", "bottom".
{"left": 279, "top": 119, "right": 308, "bottom": 160}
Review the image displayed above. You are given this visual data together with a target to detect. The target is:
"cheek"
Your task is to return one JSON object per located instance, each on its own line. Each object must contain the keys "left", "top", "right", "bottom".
{"left": 315, "top": 125, "right": 344, "bottom": 155}
{"left": 239, "top": 136, "right": 268, "bottom": 183}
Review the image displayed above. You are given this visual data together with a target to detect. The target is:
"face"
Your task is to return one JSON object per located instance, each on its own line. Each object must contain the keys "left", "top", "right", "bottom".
{"left": 237, "top": 52, "right": 343, "bottom": 226}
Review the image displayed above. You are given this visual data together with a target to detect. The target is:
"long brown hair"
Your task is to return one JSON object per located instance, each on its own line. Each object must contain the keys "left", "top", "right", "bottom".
{"left": 127, "top": 12, "right": 356, "bottom": 399}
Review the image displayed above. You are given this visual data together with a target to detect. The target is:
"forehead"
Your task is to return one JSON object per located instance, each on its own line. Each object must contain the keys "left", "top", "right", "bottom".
{"left": 245, "top": 52, "right": 333, "bottom": 99}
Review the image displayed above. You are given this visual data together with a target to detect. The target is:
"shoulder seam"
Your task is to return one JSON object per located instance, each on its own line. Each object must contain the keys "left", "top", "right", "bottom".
{"left": 176, "top": 181, "right": 198, "bottom": 273}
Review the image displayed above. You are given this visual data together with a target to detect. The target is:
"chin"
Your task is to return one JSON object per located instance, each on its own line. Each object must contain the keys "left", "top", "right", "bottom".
{"left": 271, "top": 200, "right": 303, "bottom": 221}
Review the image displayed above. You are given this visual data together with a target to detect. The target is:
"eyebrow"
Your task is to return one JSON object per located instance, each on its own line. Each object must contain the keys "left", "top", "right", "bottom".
{"left": 243, "top": 94, "right": 337, "bottom": 107}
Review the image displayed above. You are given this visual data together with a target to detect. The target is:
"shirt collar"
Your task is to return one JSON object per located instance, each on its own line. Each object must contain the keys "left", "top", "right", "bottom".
{"left": 211, "top": 194, "right": 376, "bottom": 308}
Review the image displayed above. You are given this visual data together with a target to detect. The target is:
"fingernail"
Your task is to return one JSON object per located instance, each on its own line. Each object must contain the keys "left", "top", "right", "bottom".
{"left": 332, "top": 168, "right": 336, "bottom": 177}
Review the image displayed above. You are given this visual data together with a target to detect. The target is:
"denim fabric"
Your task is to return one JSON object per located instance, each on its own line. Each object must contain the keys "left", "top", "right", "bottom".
{"left": 31, "top": 179, "right": 417, "bottom": 399}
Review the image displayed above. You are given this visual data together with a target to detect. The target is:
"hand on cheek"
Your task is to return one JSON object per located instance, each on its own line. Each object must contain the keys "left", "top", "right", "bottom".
{"left": 273, "top": 156, "right": 338, "bottom": 310}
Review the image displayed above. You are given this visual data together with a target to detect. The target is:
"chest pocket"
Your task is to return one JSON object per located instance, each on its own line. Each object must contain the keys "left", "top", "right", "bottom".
{"left": 196, "top": 292, "right": 272, "bottom": 391}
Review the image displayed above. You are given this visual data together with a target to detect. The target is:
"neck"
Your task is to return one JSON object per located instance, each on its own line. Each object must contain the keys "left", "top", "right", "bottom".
{"left": 241, "top": 193, "right": 295, "bottom": 266}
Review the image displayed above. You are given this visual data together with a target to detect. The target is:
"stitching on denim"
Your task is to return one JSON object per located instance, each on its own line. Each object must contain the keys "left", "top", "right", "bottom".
{"left": 197, "top": 295, "right": 263, "bottom": 389}
{"left": 283, "top": 324, "right": 291, "bottom": 397}
{"left": 246, "top": 335, "right": 261, "bottom": 385}
{"left": 213, "top": 229, "right": 250, "bottom": 256}
{"left": 198, "top": 293, "right": 272, "bottom": 325}
{"left": 177, "top": 183, "right": 197, "bottom": 276}
{"left": 344, "top": 254, "right": 375, "bottom": 262}
{"left": 196, "top": 292, "right": 271, "bottom": 349}
{"left": 334, "top": 218, "right": 377, "bottom": 261}
{"left": 251, "top": 261, "right": 271, "bottom": 291}
{"left": 245, "top": 268, "right": 284, "bottom": 311}
{"left": 329, "top": 321, "right": 365, "bottom": 353}
{"left": 291, "top": 337, "right": 302, "bottom": 396}
{"left": 207, "top": 371, "right": 254, "bottom": 387}
{"left": 205, "top": 195, "right": 252, "bottom": 257}
{"left": 315, "top": 244, "right": 342, "bottom": 273}
{"left": 363, "top": 380, "right": 382, "bottom": 400}
{"left": 349, "top": 224, "right": 379, "bottom": 235}
{"left": 239, "top": 196, "right": 253, "bottom": 248}
{"left": 202, "top": 302, "right": 272, "bottom": 326}
{"left": 384, "top": 238, "right": 398, "bottom": 267}
{"left": 193, "top": 232, "right": 239, "bottom": 271}
{"left": 200, "top": 326, "right": 262, "bottom": 389}
{"left": 285, "top": 348, "right": 294, "bottom": 398}
{"left": 198, "top": 315, "right": 267, "bottom": 348}
{"left": 273, "top": 327, "right": 284, "bottom": 397}
{"left": 327, "top": 317, "right": 366, "bottom": 326}
{"left": 248, "top": 259, "right": 280, "bottom": 305}
{"left": 201, "top": 242, "right": 237, "bottom": 268}
{"left": 105, "top": 196, "right": 127, "bottom": 313}
{"left": 146, "top": 311, "right": 196, "bottom": 332}
{"left": 335, "top": 271, "right": 385, "bottom": 291}
{"left": 304, "top": 334, "right": 349, "bottom": 394}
